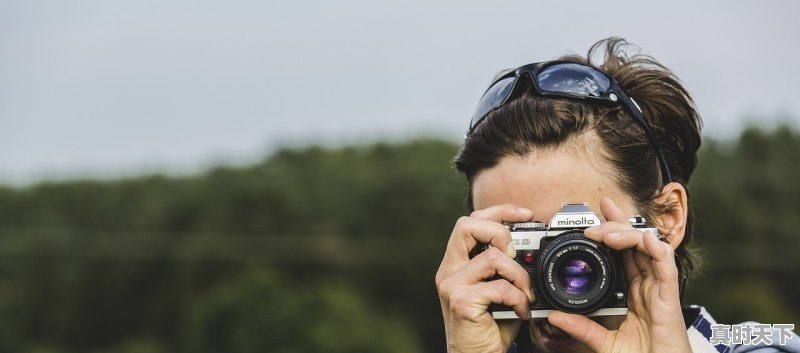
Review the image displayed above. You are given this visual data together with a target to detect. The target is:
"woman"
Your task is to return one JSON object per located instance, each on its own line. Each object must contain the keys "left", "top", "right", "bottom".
{"left": 435, "top": 38, "right": 798, "bottom": 353}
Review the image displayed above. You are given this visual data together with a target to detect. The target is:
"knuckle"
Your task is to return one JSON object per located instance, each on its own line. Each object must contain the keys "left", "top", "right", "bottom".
{"left": 496, "top": 279, "right": 515, "bottom": 296}
{"left": 436, "top": 275, "right": 452, "bottom": 297}
{"left": 448, "top": 289, "right": 473, "bottom": 315}
{"left": 495, "top": 281, "right": 526, "bottom": 308}
{"left": 454, "top": 216, "right": 472, "bottom": 230}
{"left": 484, "top": 282, "right": 504, "bottom": 302}
{"left": 497, "top": 226, "right": 512, "bottom": 240}
{"left": 516, "top": 267, "right": 532, "bottom": 285}
{"left": 490, "top": 233, "right": 512, "bottom": 251}
{"left": 484, "top": 247, "right": 504, "bottom": 263}
{"left": 434, "top": 266, "right": 446, "bottom": 287}
{"left": 664, "top": 243, "right": 675, "bottom": 256}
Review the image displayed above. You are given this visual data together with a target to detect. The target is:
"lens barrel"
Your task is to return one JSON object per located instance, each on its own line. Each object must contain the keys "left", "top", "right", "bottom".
{"left": 536, "top": 232, "right": 617, "bottom": 314}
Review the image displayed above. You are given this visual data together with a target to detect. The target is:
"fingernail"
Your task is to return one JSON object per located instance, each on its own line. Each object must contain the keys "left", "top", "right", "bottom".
{"left": 527, "top": 289, "right": 535, "bottom": 303}
{"left": 585, "top": 225, "right": 600, "bottom": 232}
{"left": 607, "top": 232, "right": 621, "bottom": 238}
{"left": 506, "top": 242, "right": 517, "bottom": 258}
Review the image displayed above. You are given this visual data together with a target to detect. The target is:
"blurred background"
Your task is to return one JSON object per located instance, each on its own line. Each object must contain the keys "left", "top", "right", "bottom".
{"left": 1, "top": 1, "right": 799, "bottom": 352}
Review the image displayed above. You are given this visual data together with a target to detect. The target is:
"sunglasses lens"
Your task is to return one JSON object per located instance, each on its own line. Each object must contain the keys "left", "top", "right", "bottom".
{"left": 470, "top": 76, "right": 516, "bottom": 130}
{"left": 536, "top": 63, "right": 611, "bottom": 97}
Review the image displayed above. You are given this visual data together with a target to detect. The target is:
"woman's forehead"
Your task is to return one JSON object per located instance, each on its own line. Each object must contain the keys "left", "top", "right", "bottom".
{"left": 472, "top": 150, "right": 637, "bottom": 220}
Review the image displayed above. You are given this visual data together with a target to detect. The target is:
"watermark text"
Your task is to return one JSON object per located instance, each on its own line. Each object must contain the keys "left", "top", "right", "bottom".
{"left": 710, "top": 323, "right": 795, "bottom": 346}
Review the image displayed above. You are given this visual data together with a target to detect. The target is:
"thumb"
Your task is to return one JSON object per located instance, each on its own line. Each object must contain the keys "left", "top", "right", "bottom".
{"left": 548, "top": 311, "right": 611, "bottom": 352}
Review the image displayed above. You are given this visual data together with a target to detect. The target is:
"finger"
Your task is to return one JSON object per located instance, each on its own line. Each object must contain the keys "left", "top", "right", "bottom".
{"left": 628, "top": 230, "right": 666, "bottom": 277}
{"left": 444, "top": 217, "right": 515, "bottom": 266}
{"left": 441, "top": 206, "right": 534, "bottom": 275}
{"left": 641, "top": 230, "right": 680, "bottom": 301}
{"left": 583, "top": 221, "right": 633, "bottom": 242}
{"left": 642, "top": 229, "right": 670, "bottom": 263}
{"left": 449, "top": 280, "right": 531, "bottom": 321}
{"left": 599, "top": 197, "right": 628, "bottom": 223}
{"left": 470, "top": 204, "right": 535, "bottom": 224}
{"left": 437, "top": 222, "right": 507, "bottom": 286}
{"left": 548, "top": 311, "right": 611, "bottom": 352}
{"left": 459, "top": 203, "right": 536, "bottom": 254}
{"left": 633, "top": 249, "right": 655, "bottom": 280}
{"left": 622, "top": 249, "right": 645, "bottom": 314}
{"left": 623, "top": 249, "right": 640, "bottom": 282}
{"left": 446, "top": 247, "right": 534, "bottom": 302}
{"left": 437, "top": 207, "right": 533, "bottom": 289}
{"left": 624, "top": 230, "right": 662, "bottom": 279}
{"left": 601, "top": 228, "right": 650, "bottom": 253}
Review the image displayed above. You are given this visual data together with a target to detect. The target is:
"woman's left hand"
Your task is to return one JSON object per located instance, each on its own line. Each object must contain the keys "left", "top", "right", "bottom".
{"left": 546, "top": 197, "right": 691, "bottom": 353}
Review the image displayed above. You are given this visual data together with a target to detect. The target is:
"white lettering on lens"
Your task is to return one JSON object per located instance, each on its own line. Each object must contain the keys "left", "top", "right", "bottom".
{"left": 568, "top": 299, "right": 589, "bottom": 304}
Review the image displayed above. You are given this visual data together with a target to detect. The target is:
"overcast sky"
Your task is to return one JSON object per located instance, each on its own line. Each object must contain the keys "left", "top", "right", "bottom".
{"left": 2, "top": 0, "right": 799, "bottom": 185}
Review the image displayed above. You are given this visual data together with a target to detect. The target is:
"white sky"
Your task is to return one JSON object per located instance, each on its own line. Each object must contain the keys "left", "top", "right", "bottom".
{"left": 1, "top": 0, "right": 799, "bottom": 185}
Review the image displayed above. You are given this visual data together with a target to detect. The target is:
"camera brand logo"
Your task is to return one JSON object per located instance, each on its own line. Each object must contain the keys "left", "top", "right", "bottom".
{"left": 556, "top": 217, "right": 597, "bottom": 226}
{"left": 549, "top": 211, "right": 602, "bottom": 229}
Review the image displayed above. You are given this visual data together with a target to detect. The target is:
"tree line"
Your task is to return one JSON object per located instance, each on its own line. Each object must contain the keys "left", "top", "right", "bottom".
{"left": 0, "top": 126, "right": 798, "bottom": 352}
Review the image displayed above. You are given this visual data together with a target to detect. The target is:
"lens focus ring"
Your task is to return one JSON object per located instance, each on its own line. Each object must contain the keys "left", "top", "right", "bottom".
{"left": 536, "top": 232, "right": 616, "bottom": 314}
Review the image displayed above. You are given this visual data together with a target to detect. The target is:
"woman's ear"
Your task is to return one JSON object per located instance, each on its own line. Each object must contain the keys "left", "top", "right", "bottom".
{"left": 655, "top": 182, "right": 688, "bottom": 250}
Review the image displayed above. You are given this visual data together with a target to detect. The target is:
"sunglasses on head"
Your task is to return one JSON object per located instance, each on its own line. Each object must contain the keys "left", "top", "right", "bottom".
{"left": 467, "top": 60, "right": 672, "bottom": 186}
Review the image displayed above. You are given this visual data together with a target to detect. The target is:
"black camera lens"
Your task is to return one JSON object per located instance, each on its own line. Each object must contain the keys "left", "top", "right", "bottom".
{"left": 536, "top": 232, "right": 616, "bottom": 314}
{"left": 558, "top": 257, "right": 597, "bottom": 296}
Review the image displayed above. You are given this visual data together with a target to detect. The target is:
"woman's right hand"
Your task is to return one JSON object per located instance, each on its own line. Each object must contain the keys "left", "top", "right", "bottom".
{"left": 435, "top": 205, "right": 536, "bottom": 353}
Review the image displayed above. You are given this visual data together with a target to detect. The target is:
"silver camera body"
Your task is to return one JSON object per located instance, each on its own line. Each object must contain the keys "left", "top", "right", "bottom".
{"left": 481, "top": 203, "right": 657, "bottom": 319}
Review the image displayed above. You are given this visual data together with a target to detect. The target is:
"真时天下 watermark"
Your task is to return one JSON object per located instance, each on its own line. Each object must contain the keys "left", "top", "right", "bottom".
{"left": 710, "top": 323, "right": 795, "bottom": 346}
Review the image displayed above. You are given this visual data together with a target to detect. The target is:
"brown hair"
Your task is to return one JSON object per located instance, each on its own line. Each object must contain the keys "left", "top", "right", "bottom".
{"left": 454, "top": 37, "right": 702, "bottom": 282}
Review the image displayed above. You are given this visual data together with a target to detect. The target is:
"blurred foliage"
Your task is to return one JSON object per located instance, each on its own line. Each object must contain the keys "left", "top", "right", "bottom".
{"left": 688, "top": 125, "right": 800, "bottom": 326}
{"left": 0, "top": 128, "right": 798, "bottom": 352}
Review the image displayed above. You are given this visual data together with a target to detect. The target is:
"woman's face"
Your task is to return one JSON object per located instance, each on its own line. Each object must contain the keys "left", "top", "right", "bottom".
{"left": 472, "top": 147, "right": 636, "bottom": 353}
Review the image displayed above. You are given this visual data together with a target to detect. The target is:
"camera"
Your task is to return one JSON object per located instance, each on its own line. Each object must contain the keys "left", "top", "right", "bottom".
{"left": 474, "top": 203, "right": 657, "bottom": 319}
